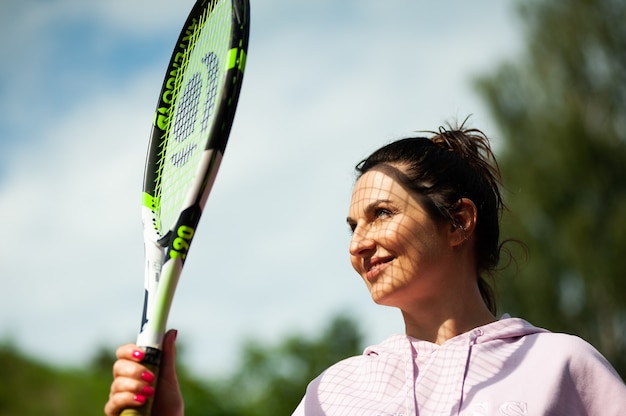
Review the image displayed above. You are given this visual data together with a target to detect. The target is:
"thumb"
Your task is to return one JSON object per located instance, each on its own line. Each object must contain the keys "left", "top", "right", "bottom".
{"left": 159, "top": 329, "right": 180, "bottom": 386}
{"left": 151, "top": 329, "right": 184, "bottom": 416}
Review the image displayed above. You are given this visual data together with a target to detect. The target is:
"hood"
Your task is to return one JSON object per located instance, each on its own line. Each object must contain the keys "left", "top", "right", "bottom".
{"left": 470, "top": 314, "right": 549, "bottom": 344}
{"left": 363, "top": 315, "right": 547, "bottom": 356}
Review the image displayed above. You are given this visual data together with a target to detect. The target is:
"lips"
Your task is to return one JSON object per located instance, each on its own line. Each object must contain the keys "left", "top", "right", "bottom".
{"left": 364, "top": 256, "right": 394, "bottom": 282}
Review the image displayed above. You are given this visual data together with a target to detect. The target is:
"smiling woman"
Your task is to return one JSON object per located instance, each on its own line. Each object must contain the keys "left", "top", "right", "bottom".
{"left": 290, "top": 124, "right": 626, "bottom": 415}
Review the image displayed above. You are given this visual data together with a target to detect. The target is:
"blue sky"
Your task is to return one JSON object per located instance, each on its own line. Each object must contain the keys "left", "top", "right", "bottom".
{"left": 0, "top": 0, "right": 523, "bottom": 376}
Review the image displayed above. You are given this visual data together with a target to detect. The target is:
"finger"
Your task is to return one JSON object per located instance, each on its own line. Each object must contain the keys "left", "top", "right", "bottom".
{"left": 159, "top": 329, "right": 179, "bottom": 385}
{"left": 106, "top": 374, "right": 157, "bottom": 416}
{"left": 112, "top": 358, "right": 156, "bottom": 384}
{"left": 110, "top": 373, "right": 156, "bottom": 397}
{"left": 104, "top": 390, "right": 148, "bottom": 416}
{"left": 115, "top": 343, "right": 145, "bottom": 361}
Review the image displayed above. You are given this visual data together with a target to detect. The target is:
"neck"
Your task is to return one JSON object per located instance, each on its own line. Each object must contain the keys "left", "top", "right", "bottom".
{"left": 401, "top": 281, "right": 496, "bottom": 344}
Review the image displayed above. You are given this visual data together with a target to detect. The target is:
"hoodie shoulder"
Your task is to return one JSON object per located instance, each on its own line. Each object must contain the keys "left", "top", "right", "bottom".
{"left": 320, "top": 333, "right": 410, "bottom": 381}
{"left": 296, "top": 334, "right": 413, "bottom": 415}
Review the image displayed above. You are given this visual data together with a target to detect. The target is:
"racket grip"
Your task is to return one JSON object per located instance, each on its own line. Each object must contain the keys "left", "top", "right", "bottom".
{"left": 120, "top": 347, "right": 162, "bottom": 416}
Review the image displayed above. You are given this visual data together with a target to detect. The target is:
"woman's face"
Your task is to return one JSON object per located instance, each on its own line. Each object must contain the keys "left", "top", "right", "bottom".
{"left": 347, "top": 168, "right": 454, "bottom": 309}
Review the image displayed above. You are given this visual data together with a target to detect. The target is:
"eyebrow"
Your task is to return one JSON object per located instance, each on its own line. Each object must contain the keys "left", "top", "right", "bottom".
{"left": 346, "top": 199, "right": 392, "bottom": 225}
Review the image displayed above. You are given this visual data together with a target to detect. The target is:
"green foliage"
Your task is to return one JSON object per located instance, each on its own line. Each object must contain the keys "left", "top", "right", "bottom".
{"left": 0, "top": 342, "right": 112, "bottom": 415}
{"left": 0, "top": 315, "right": 363, "bottom": 415}
{"left": 226, "top": 314, "right": 362, "bottom": 415}
{"left": 475, "top": 0, "right": 626, "bottom": 376}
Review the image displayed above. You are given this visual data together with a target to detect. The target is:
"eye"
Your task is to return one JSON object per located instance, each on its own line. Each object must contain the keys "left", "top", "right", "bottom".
{"left": 374, "top": 207, "right": 393, "bottom": 219}
{"left": 346, "top": 219, "right": 357, "bottom": 234}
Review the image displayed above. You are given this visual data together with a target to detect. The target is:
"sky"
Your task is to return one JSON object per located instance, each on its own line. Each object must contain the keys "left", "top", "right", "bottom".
{"left": 0, "top": 0, "right": 524, "bottom": 377}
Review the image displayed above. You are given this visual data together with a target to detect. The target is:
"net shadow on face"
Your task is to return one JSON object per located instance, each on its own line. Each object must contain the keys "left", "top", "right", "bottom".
{"left": 347, "top": 168, "right": 457, "bottom": 309}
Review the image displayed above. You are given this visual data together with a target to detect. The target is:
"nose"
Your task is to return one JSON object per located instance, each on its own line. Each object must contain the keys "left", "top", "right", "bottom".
{"left": 349, "top": 223, "right": 376, "bottom": 257}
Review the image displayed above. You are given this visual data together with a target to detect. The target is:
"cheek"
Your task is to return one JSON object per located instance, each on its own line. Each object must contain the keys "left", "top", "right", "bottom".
{"left": 379, "top": 222, "right": 406, "bottom": 251}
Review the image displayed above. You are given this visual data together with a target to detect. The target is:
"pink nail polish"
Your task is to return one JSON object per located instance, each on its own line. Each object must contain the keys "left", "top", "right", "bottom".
{"left": 132, "top": 350, "right": 145, "bottom": 360}
{"left": 134, "top": 394, "right": 146, "bottom": 404}
{"left": 141, "top": 371, "right": 155, "bottom": 383}
{"left": 141, "top": 385, "right": 155, "bottom": 397}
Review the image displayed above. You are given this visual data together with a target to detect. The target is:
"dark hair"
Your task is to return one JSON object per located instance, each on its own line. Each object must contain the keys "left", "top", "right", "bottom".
{"left": 355, "top": 124, "right": 504, "bottom": 314}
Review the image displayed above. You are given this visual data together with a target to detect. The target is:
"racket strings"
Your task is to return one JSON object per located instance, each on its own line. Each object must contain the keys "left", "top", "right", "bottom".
{"left": 201, "top": 52, "right": 220, "bottom": 132}
{"left": 174, "top": 72, "right": 202, "bottom": 144}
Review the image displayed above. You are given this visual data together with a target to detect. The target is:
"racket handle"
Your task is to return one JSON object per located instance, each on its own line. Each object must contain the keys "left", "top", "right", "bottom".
{"left": 120, "top": 347, "right": 162, "bottom": 416}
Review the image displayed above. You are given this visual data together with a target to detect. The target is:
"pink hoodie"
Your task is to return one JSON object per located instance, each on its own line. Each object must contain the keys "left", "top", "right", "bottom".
{"left": 293, "top": 316, "right": 626, "bottom": 415}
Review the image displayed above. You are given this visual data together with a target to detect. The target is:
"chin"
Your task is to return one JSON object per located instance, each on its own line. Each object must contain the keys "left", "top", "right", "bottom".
{"left": 369, "top": 289, "right": 395, "bottom": 307}
{"left": 369, "top": 284, "right": 411, "bottom": 309}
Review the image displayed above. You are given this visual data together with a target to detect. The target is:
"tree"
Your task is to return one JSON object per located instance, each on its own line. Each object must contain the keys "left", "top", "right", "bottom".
{"left": 225, "top": 314, "right": 363, "bottom": 415}
{"left": 476, "top": 0, "right": 626, "bottom": 376}
{"left": 0, "top": 343, "right": 112, "bottom": 415}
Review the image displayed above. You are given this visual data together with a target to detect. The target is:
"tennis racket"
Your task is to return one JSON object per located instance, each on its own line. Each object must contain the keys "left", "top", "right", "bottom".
{"left": 121, "top": 0, "right": 249, "bottom": 415}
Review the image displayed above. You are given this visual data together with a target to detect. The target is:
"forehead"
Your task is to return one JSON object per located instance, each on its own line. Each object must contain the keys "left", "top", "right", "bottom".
{"left": 350, "top": 170, "right": 409, "bottom": 208}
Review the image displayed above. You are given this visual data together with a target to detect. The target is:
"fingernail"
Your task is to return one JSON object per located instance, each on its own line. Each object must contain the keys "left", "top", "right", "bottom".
{"left": 141, "top": 371, "right": 155, "bottom": 383}
{"left": 141, "top": 385, "right": 155, "bottom": 397}
{"left": 134, "top": 394, "right": 146, "bottom": 404}
{"left": 132, "top": 350, "right": 145, "bottom": 360}
{"left": 173, "top": 329, "right": 178, "bottom": 341}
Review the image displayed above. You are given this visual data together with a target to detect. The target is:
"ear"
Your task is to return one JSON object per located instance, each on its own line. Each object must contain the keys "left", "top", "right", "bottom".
{"left": 448, "top": 198, "right": 477, "bottom": 247}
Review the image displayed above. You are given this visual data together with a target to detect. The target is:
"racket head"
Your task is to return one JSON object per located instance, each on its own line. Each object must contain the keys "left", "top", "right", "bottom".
{"left": 143, "top": 0, "right": 249, "bottom": 241}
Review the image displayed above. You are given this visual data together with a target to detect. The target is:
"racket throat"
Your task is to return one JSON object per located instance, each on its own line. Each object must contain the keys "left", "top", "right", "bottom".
{"left": 137, "top": 258, "right": 183, "bottom": 349}
{"left": 139, "top": 239, "right": 166, "bottom": 332}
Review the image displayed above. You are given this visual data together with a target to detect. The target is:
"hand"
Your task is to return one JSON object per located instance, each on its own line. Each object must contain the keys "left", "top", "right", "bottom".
{"left": 104, "top": 329, "right": 184, "bottom": 416}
